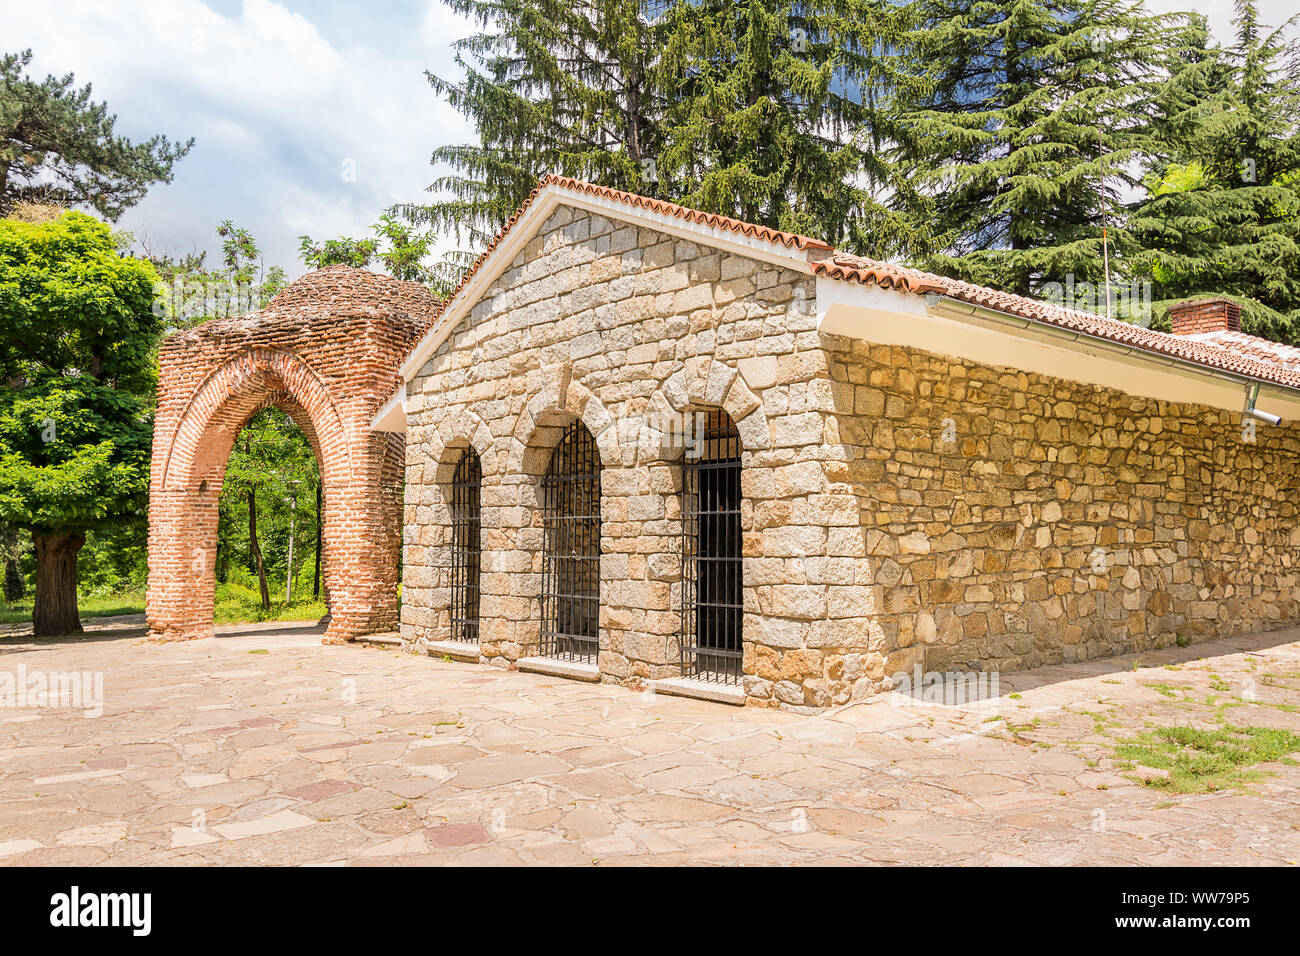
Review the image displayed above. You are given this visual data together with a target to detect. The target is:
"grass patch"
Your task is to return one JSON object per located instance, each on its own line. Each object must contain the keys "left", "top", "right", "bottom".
{"left": 1115, "top": 724, "right": 1300, "bottom": 794}
{"left": 213, "top": 580, "right": 327, "bottom": 624}
{"left": 0, "top": 591, "right": 145, "bottom": 625}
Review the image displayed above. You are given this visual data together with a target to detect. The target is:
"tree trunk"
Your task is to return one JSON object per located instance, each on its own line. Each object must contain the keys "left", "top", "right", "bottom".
{"left": 313, "top": 481, "right": 322, "bottom": 599}
{"left": 32, "top": 531, "right": 84, "bottom": 636}
{"left": 248, "top": 488, "right": 270, "bottom": 611}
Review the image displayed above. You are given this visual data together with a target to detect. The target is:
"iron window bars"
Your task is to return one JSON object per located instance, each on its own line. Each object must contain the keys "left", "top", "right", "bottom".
{"left": 681, "top": 409, "right": 743, "bottom": 683}
{"left": 450, "top": 447, "right": 481, "bottom": 643}
{"left": 540, "top": 421, "right": 601, "bottom": 663}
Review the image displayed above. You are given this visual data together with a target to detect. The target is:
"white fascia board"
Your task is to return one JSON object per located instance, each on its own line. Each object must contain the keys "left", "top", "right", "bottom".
{"left": 370, "top": 382, "right": 407, "bottom": 434}
{"left": 397, "top": 184, "right": 817, "bottom": 382}
{"left": 817, "top": 277, "right": 1300, "bottom": 422}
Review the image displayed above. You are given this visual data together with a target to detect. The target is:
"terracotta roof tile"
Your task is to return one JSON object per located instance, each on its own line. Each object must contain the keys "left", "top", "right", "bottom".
{"left": 1186, "top": 330, "right": 1300, "bottom": 373}
{"left": 813, "top": 252, "right": 1300, "bottom": 392}
{"left": 541, "top": 175, "right": 834, "bottom": 252}
{"left": 419, "top": 177, "right": 1300, "bottom": 395}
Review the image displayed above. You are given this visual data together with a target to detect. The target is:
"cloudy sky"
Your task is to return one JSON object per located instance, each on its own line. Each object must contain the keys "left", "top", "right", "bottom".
{"left": 7, "top": 0, "right": 1293, "bottom": 279}
{"left": 9, "top": 0, "right": 477, "bottom": 276}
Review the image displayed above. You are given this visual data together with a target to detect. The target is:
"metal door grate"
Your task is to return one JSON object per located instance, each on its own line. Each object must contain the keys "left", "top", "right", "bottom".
{"left": 681, "top": 410, "right": 743, "bottom": 683}
{"left": 540, "top": 421, "right": 601, "bottom": 662}
{"left": 450, "top": 448, "right": 481, "bottom": 643}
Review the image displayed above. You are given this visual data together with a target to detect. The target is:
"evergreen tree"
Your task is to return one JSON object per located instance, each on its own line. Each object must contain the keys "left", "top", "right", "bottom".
{"left": 892, "top": 0, "right": 1183, "bottom": 298}
{"left": 402, "top": 0, "right": 928, "bottom": 259}
{"left": 1, "top": 49, "right": 192, "bottom": 220}
{"left": 400, "top": 0, "right": 664, "bottom": 256}
{"left": 1129, "top": 1, "right": 1300, "bottom": 342}
{"left": 657, "top": 0, "right": 928, "bottom": 254}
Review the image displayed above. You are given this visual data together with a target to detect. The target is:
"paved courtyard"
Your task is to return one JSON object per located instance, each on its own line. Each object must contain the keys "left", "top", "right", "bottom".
{"left": 2, "top": 618, "right": 1299, "bottom": 866}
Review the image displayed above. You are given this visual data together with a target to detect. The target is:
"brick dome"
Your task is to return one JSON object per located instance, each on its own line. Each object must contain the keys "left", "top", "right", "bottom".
{"left": 266, "top": 264, "right": 441, "bottom": 324}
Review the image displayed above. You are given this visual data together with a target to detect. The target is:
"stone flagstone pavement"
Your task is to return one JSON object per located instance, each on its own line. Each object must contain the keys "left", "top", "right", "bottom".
{"left": 1, "top": 618, "right": 1299, "bottom": 865}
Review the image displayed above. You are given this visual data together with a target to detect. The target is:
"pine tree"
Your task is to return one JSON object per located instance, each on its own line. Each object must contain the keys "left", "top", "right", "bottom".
{"left": 1, "top": 50, "right": 193, "bottom": 220}
{"left": 892, "top": 0, "right": 1183, "bottom": 298}
{"left": 398, "top": 0, "right": 664, "bottom": 256}
{"left": 402, "top": 0, "right": 929, "bottom": 260}
{"left": 656, "top": 0, "right": 928, "bottom": 254}
{"left": 1129, "top": 1, "right": 1300, "bottom": 342}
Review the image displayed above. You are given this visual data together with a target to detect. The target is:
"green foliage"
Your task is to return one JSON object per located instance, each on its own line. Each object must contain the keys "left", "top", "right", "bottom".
{"left": 402, "top": 0, "right": 930, "bottom": 260}
{"left": 1129, "top": 1, "right": 1300, "bottom": 340}
{"left": 150, "top": 220, "right": 287, "bottom": 331}
{"left": 77, "top": 524, "right": 148, "bottom": 596}
{"left": 218, "top": 408, "right": 321, "bottom": 592}
{"left": 0, "top": 212, "right": 162, "bottom": 390}
{"left": 658, "top": 0, "right": 928, "bottom": 254}
{"left": 213, "top": 570, "right": 326, "bottom": 625}
{"left": 298, "top": 214, "right": 450, "bottom": 291}
{"left": 0, "top": 213, "right": 157, "bottom": 539}
{"left": 1115, "top": 723, "right": 1300, "bottom": 793}
{"left": 0, "top": 373, "right": 151, "bottom": 532}
{"left": 0, "top": 49, "right": 193, "bottom": 220}
{"left": 891, "top": 0, "right": 1183, "bottom": 297}
{"left": 371, "top": 214, "right": 445, "bottom": 286}
{"left": 297, "top": 233, "right": 377, "bottom": 270}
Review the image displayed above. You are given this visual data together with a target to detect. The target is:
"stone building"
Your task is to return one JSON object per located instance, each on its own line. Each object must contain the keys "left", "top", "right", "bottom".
{"left": 150, "top": 175, "right": 1300, "bottom": 712}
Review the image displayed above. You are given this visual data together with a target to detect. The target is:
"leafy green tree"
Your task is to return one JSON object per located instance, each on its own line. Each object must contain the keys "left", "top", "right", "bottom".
{"left": 150, "top": 220, "right": 286, "bottom": 331}
{"left": 402, "top": 0, "right": 927, "bottom": 260}
{"left": 1129, "top": 1, "right": 1300, "bottom": 342}
{"left": 1, "top": 49, "right": 192, "bottom": 220}
{"left": 891, "top": 0, "right": 1184, "bottom": 297}
{"left": 0, "top": 211, "right": 159, "bottom": 635}
{"left": 372, "top": 214, "right": 444, "bottom": 284}
{"left": 299, "top": 214, "right": 451, "bottom": 291}
{"left": 297, "top": 234, "right": 378, "bottom": 271}
{"left": 218, "top": 409, "right": 320, "bottom": 610}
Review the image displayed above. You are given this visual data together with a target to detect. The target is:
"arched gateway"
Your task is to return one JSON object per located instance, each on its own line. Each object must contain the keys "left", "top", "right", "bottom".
{"left": 146, "top": 266, "right": 437, "bottom": 642}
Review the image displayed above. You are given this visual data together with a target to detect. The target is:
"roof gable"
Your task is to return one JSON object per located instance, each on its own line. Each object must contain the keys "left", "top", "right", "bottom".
{"left": 397, "top": 176, "right": 827, "bottom": 381}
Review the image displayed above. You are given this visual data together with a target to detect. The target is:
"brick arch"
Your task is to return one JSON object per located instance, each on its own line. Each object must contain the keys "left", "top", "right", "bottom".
{"left": 146, "top": 265, "right": 436, "bottom": 643}
{"left": 160, "top": 348, "right": 352, "bottom": 492}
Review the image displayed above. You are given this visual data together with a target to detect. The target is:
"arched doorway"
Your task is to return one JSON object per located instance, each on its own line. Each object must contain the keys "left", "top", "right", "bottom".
{"left": 680, "top": 408, "right": 743, "bottom": 682}
{"left": 539, "top": 420, "right": 602, "bottom": 663}
{"left": 146, "top": 266, "right": 435, "bottom": 642}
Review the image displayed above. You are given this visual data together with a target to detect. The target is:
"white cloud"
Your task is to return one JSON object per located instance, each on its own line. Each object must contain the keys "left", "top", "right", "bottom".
{"left": 1145, "top": 0, "right": 1295, "bottom": 42}
{"left": 7, "top": 0, "right": 475, "bottom": 275}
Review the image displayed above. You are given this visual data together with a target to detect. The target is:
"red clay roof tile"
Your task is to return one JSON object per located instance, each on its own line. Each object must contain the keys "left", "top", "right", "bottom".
{"left": 813, "top": 252, "right": 1300, "bottom": 392}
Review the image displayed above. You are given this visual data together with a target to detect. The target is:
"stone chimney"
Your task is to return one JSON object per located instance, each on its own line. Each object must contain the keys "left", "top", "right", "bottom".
{"left": 1169, "top": 296, "right": 1242, "bottom": 335}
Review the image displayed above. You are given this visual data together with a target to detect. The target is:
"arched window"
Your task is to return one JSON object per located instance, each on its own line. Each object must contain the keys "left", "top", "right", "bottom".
{"left": 682, "top": 409, "right": 743, "bottom": 683}
{"left": 450, "top": 447, "right": 481, "bottom": 643}
{"left": 540, "top": 421, "right": 601, "bottom": 662}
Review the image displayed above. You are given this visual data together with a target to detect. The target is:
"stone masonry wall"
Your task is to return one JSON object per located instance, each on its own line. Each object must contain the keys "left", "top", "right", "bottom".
{"left": 821, "top": 335, "right": 1300, "bottom": 691}
{"left": 401, "top": 205, "right": 849, "bottom": 702}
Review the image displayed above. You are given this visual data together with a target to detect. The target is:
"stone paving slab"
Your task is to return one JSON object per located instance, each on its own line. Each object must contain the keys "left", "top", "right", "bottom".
{"left": 2, "top": 618, "right": 1299, "bottom": 865}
